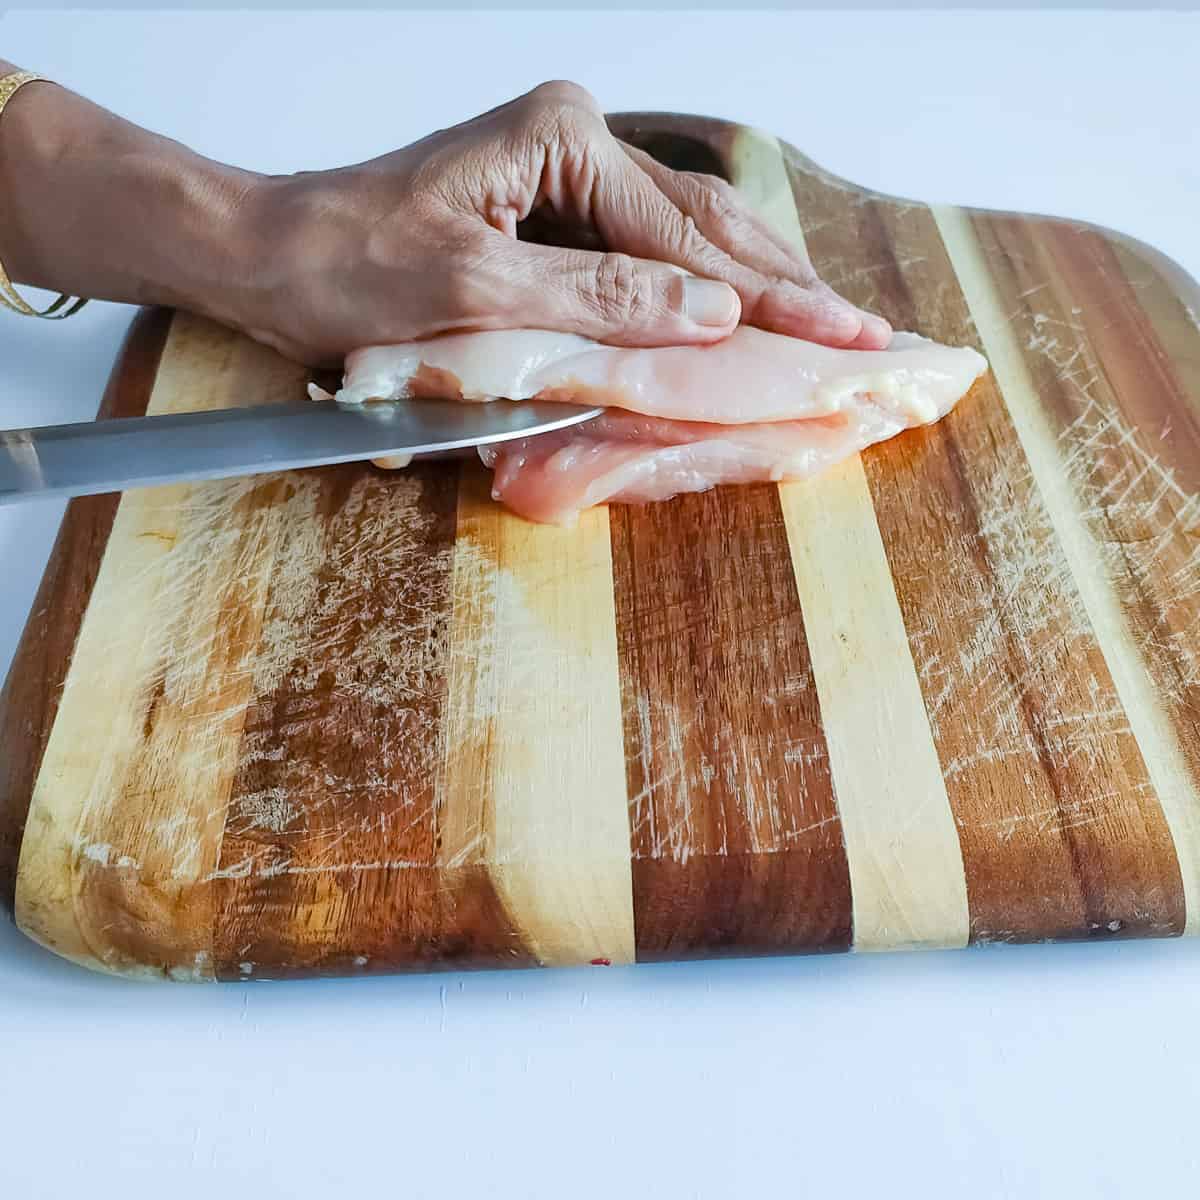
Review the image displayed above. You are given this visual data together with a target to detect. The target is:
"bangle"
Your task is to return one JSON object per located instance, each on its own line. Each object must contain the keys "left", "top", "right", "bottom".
{"left": 0, "top": 71, "right": 88, "bottom": 319}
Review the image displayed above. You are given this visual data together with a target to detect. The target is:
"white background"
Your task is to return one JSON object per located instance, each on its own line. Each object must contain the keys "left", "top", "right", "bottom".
{"left": 2, "top": 9, "right": 1199, "bottom": 1197}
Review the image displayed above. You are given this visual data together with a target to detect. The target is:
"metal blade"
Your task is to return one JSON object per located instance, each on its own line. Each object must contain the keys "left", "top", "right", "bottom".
{"left": 0, "top": 398, "right": 603, "bottom": 505}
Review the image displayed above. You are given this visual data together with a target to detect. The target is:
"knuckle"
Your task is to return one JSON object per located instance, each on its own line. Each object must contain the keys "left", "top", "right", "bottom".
{"left": 521, "top": 80, "right": 603, "bottom": 145}
{"left": 590, "top": 252, "right": 654, "bottom": 323}
{"left": 528, "top": 79, "right": 598, "bottom": 112}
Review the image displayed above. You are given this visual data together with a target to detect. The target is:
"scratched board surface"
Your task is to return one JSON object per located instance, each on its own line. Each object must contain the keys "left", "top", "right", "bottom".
{"left": 3, "top": 112, "right": 1200, "bottom": 980}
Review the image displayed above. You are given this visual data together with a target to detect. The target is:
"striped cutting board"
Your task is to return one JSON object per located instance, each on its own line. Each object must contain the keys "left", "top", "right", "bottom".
{"left": 3, "top": 112, "right": 1199, "bottom": 980}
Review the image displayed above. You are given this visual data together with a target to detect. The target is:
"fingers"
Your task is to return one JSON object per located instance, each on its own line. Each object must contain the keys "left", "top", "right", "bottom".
{"left": 752, "top": 280, "right": 885, "bottom": 348}
{"left": 617, "top": 142, "right": 893, "bottom": 350}
{"left": 587, "top": 142, "right": 861, "bottom": 347}
{"left": 621, "top": 142, "right": 817, "bottom": 283}
{"left": 806, "top": 281, "right": 893, "bottom": 350}
{"left": 469, "top": 230, "right": 741, "bottom": 346}
{"left": 436, "top": 81, "right": 892, "bottom": 350}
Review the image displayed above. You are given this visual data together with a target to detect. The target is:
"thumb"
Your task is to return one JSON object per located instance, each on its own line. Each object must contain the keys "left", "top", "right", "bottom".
{"left": 486, "top": 237, "right": 741, "bottom": 347}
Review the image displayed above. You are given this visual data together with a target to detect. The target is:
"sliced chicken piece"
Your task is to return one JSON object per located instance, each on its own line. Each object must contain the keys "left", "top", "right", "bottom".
{"left": 479, "top": 406, "right": 913, "bottom": 526}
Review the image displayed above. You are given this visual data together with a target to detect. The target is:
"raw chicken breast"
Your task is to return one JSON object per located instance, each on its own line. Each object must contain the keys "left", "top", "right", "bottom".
{"left": 480, "top": 407, "right": 910, "bottom": 526}
{"left": 321, "top": 325, "right": 988, "bottom": 524}
{"left": 329, "top": 327, "right": 986, "bottom": 427}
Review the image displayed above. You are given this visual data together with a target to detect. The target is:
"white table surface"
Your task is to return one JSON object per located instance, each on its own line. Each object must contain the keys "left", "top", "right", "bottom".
{"left": 2, "top": 9, "right": 1198, "bottom": 1197}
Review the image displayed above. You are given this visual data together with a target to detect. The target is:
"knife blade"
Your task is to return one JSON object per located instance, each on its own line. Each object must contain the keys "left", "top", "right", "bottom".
{"left": 0, "top": 397, "right": 603, "bottom": 506}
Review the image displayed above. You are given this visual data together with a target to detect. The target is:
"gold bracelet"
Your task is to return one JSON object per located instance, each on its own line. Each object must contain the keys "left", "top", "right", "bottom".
{"left": 0, "top": 70, "right": 88, "bottom": 319}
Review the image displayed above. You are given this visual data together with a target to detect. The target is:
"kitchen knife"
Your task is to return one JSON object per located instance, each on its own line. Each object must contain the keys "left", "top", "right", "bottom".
{"left": 0, "top": 397, "right": 603, "bottom": 506}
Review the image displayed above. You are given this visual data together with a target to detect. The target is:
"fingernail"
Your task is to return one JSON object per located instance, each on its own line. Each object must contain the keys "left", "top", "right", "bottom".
{"left": 861, "top": 311, "right": 893, "bottom": 345}
{"left": 680, "top": 277, "right": 739, "bottom": 327}
{"left": 825, "top": 303, "right": 863, "bottom": 339}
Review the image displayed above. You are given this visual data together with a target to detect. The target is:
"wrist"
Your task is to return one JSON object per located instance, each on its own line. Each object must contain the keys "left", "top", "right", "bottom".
{"left": 0, "top": 77, "right": 266, "bottom": 320}
{"left": 136, "top": 150, "right": 267, "bottom": 324}
{"left": 0, "top": 78, "right": 65, "bottom": 281}
{"left": 209, "top": 171, "right": 362, "bottom": 363}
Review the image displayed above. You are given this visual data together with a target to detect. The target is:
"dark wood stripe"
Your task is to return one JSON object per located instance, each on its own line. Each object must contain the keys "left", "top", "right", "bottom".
{"left": 1105, "top": 236, "right": 1200, "bottom": 434}
{"left": 610, "top": 484, "right": 852, "bottom": 960}
{"left": 216, "top": 865, "right": 533, "bottom": 980}
{"left": 784, "top": 149, "right": 1185, "bottom": 942}
{"left": 211, "top": 461, "right": 536, "bottom": 978}
{"left": 0, "top": 307, "right": 172, "bottom": 915}
{"left": 1020, "top": 221, "right": 1200, "bottom": 492}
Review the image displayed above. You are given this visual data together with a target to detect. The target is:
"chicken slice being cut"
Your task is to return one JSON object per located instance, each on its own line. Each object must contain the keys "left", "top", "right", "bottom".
{"left": 317, "top": 325, "right": 988, "bottom": 525}
{"left": 479, "top": 406, "right": 912, "bottom": 526}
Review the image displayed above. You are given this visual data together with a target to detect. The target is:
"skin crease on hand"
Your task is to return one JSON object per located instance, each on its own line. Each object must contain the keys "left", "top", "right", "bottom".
{"left": 0, "top": 70, "right": 891, "bottom": 367}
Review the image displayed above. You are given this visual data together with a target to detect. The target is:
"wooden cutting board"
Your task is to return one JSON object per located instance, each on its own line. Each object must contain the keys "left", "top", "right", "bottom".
{"left": 3, "top": 112, "right": 1199, "bottom": 981}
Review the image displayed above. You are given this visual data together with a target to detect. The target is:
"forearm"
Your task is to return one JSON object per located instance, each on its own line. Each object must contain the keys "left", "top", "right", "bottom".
{"left": 0, "top": 61, "right": 262, "bottom": 321}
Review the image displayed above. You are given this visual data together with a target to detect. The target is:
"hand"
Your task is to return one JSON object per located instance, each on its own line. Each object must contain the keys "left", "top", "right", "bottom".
{"left": 232, "top": 81, "right": 891, "bottom": 366}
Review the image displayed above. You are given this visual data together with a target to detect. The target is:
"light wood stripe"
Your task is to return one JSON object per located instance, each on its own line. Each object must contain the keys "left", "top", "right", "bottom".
{"left": 935, "top": 205, "right": 1200, "bottom": 934}
{"left": 735, "top": 134, "right": 970, "bottom": 951}
{"left": 15, "top": 314, "right": 301, "bottom": 976}
{"left": 778, "top": 463, "right": 970, "bottom": 950}
{"left": 15, "top": 481, "right": 195, "bottom": 974}
{"left": 728, "top": 126, "right": 810, "bottom": 257}
{"left": 439, "top": 465, "right": 635, "bottom": 966}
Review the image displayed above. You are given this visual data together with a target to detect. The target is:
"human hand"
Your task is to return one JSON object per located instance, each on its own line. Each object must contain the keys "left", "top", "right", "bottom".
{"left": 232, "top": 81, "right": 891, "bottom": 366}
